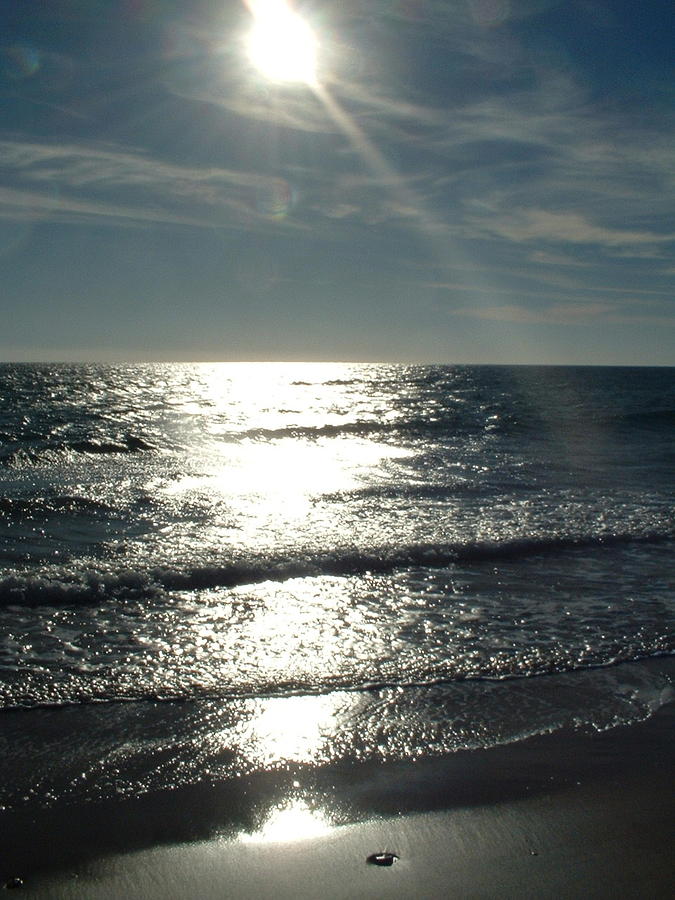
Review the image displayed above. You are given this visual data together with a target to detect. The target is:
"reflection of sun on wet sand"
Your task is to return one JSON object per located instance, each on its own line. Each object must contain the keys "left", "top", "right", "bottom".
{"left": 241, "top": 800, "right": 333, "bottom": 844}
{"left": 4, "top": 704, "right": 673, "bottom": 898}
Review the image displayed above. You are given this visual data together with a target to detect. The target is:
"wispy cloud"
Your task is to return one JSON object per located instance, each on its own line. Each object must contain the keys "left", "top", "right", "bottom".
{"left": 473, "top": 209, "right": 675, "bottom": 250}
{"left": 0, "top": 183, "right": 209, "bottom": 228}
{"left": 449, "top": 300, "right": 675, "bottom": 326}
{"left": 0, "top": 138, "right": 312, "bottom": 230}
{"left": 0, "top": 132, "right": 434, "bottom": 230}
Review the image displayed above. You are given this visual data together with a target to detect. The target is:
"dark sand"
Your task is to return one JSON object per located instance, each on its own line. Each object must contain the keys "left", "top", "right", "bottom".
{"left": 2, "top": 703, "right": 673, "bottom": 899}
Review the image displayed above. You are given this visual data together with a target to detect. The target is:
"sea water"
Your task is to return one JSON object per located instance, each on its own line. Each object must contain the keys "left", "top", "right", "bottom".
{"left": 0, "top": 363, "right": 673, "bottom": 812}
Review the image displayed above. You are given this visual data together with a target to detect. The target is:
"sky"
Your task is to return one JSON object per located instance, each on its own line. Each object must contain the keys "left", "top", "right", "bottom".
{"left": 0, "top": 0, "right": 673, "bottom": 364}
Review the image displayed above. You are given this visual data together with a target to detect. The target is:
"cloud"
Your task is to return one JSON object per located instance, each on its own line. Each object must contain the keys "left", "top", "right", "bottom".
{"left": 473, "top": 208, "right": 675, "bottom": 250}
{"left": 166, "top": 80, "right": 338, "bottom": 135}
{"left": 0, "top": 134, "right": 441, "bottom": 264}
{"left": 449, "top": 300, "right": 675, "bottom": 326}
{"left": 0, "top": 183, "right": 209, "bottom": 228}
{"left": 529, "top": 249, "right": 592, "bottom": 267}
{"left": 0, "top": 139, "right": 270, "bottom": 193}
{"left": 0, "top": 138, "right": 312, "bottom": 230}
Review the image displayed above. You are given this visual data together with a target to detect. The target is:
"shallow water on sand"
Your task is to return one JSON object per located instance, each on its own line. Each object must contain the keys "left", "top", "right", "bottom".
{"left": 0, "top": 363, "right": 673, "bottom": 809}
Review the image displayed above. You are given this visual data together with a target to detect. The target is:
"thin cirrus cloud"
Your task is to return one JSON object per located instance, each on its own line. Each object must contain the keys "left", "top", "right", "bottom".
{"left": 0, "top": 139, "right": 313, "bottom": 230}
{"left": 449, "top": 301, "right": 675, "bottom": 327}
{"left": 0, "top": 132, "right": 441, "bottom": 237}
{"left": 2, "top": 63, "right": 672, "bottom": 288}
{"left": 472, "top": 209, "right": 675, "bottom": 251}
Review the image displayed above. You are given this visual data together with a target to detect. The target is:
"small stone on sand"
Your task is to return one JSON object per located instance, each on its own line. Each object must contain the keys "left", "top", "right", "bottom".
{"left": 367, "top": 852, "right": 399, "bottom": 866}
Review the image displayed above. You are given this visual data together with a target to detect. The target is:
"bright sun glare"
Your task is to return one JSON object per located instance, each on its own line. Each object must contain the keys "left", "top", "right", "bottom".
{"left": 241, "top": 800, "right": 332, "bottom": 843}
{"left": 246, "top": 0, "right": 318, "bottom": 85}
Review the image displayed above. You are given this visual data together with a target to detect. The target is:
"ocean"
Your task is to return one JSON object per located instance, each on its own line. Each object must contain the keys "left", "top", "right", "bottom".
{"left": 1, "top": 363, "right": 673, "bottom": 821}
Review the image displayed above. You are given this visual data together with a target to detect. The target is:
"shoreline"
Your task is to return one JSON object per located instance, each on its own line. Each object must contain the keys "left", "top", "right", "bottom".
{"left": 2, "top": 702, "right": 673, "bottom": 898}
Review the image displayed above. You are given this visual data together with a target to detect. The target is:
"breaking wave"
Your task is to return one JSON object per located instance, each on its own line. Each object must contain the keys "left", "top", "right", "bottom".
{"left": 1, "top": 529, "right": 672, "bottom": 608}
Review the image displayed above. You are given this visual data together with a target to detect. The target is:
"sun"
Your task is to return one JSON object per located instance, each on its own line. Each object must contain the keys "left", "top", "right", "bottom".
{"left": 246, "top": 0, "right": 318, "bottom": 85}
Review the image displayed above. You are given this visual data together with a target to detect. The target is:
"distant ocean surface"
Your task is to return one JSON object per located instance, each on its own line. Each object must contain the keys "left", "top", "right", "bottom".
{"left": 1, "top": 363, "right": 673, "bottom": 810}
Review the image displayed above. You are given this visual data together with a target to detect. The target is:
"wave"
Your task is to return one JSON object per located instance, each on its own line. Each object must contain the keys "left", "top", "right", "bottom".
{"left": 0, "top": 495, "right": 114, "bottom": 520}
{"left": 237, "top": 414, "right": 487, "bottom": 442}
{"left": 0, "top": 434, "right": 155, "bottom": 467}
{"left": 290, "top": 378, "right": 360, "bottom": 386}
{"left": 1, "top": 649, "right": 673, "bottom": 713}
{"left": 229, "top": 407, "right": 675, "bottom": 443}
{"left": 0, "top": 414, "right": 489, "bottom": 461}
{"left": 1, "top": 530, "right": 672, "bottom": 608}
{"left": 318, "top": 480, "right": 541, "bottom": 503}
{"left": 69, "top": 436, "right": 155, "bottom": 454}
{"left": 238, "top": 406, "right": 675, "bottom": 444}
{"left": 3, "top": 409, "right": 669, "bottom": 464}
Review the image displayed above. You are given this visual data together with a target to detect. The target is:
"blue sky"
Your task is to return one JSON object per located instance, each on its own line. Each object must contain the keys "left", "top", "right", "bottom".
{"left": 1, "top": 0, "right": 673, "bottom": 363}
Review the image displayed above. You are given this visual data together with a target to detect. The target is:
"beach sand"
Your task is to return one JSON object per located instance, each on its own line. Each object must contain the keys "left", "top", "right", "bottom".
{"left": 2, "top": 703, "right": 673, "bottom": 899}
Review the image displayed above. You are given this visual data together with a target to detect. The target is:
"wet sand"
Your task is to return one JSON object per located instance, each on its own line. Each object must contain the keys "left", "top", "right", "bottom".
{"left": 2, "top": 704, "right": 673, "bottom": 899}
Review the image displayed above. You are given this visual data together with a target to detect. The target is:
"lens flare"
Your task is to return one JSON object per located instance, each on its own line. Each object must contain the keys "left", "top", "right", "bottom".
{"left": 2, "top": 45, "right": 41, "bottom": 80}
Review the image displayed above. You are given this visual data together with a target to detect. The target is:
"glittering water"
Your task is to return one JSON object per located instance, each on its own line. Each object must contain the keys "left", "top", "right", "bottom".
{"left": 0, "top": 363, "right": 673, "bottom": 808}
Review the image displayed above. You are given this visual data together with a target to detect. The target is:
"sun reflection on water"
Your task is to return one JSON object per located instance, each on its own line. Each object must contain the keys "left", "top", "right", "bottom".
{"left": 155, "top": 363, "right": 410, "bottom": 534}
{"left": 202, "top": 438, "right": 389, "bottom": 494}
{"left": 240, "top": 693, "right": 345, "bottom": 766}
